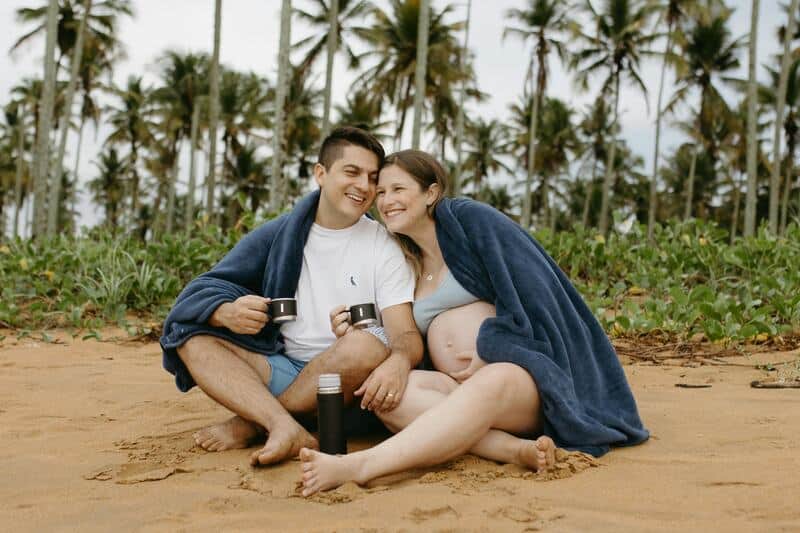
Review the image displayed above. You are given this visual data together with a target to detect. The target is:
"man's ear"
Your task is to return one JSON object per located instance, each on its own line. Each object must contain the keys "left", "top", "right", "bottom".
{"left": 313, "top": 162, "right": 326, "bottom": 188}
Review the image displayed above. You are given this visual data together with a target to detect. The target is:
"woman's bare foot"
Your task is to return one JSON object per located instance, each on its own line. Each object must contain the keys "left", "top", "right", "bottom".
{"left": 194, "top": 416, "right": 263, "bottom": 452}
{"left": 516, "top": 436, "right": 556, "bottom": 471}
{"left": 249, "top": 418, "right": 318, "bottom": 466}
{"left": 299, "top": 448, "right": 367, "bottom": 497}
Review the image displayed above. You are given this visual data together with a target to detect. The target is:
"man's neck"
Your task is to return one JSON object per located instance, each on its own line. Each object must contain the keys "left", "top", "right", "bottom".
{"left": 314, "top": 205, "right": 360, "bottom": 230}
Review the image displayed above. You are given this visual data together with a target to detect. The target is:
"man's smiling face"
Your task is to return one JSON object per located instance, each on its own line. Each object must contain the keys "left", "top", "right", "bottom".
{"left": 314, "top": 144, "right": 379, "bottom": 229}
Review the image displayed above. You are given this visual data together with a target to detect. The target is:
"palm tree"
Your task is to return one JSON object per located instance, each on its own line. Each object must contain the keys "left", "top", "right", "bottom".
{"left": 664, "top": 4, "right": 743, "bottom": 212}
{"left": 271, "top": 0, "right": 292, "bottom": 212}
{"left": 647, "top": 0, "right": 699, "bottom": 239}
{"left": 410, "top": 0, "right": 430, "bottom": 149}
{"left": 769, "top": 0, "right": 799, "bottom": 234}
{"left": 47, "top": 0, "right": 91, "bottom": 236}
{"left": 504, "top": 0, "right": 569, "bottom": 229}
{"left": 453, "top": 0, "right": 471, "bottom": 197}
{"left": 88, "top": 147, "right": 125, "bottom": 227}
{"left": 576, "top": 98, "right": 613, "bottom": 227}
{"left": 31, "top": 0, "right": 59, "bottom": 237}
{"left": 206, "top": 0, "right": 222, "bottom": 219}
{"left": 462, "top": 118, "right": 513, "bottom": 200}
{"left": 571, "top": 0, "right": 657, "bottom": 234}
{"left": 293, "top": 0, "right": 372, "bottom": 136}
{"left": 105, "top": 76, "right": 154, "bottom": 230}
{"left": 151, "top": 51, "right": 209, "bottom": 232}
{"left": 356, "top": 0, "right": 465, "bottom": 148}
{"left": 335, "top": 89, "right": 390, "bottom": 137}
{"left": 2, "top": 103, "right": 30, "bottom": 238}
{"left": 744, "top": 0, "right": 760, "bottom": 236}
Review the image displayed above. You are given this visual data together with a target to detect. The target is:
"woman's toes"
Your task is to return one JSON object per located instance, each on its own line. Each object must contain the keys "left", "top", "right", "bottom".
{"left": 302, "top": 470, "right": 315, "bottom": 482}
{"left": 299, "top": 447, "right": 315, "bottom": 461}
{"left": 302, "top": 462, "right": 313, "bottom": 472}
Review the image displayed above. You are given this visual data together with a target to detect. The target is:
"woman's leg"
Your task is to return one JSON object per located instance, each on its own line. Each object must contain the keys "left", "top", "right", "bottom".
{"left": 380, "top": 370, "right": 554, "bottom": 467}
{"left": 300, "top": 363, "right": 555, "bottom": 496}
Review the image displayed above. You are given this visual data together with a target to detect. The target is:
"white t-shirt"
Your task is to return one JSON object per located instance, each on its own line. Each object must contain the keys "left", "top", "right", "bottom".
{"left": 280, "top": 216, "right": 415, "bottom": 362}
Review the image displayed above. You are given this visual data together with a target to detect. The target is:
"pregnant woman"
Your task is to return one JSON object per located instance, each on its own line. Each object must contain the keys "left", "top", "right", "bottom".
{"left": 299, "top": 150, "right": 649, "bottom": 496}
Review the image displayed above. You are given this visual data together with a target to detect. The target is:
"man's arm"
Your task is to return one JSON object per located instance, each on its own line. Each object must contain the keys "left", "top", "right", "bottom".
{"left": 354, "top": 302, "right": 423, "bottom": 412}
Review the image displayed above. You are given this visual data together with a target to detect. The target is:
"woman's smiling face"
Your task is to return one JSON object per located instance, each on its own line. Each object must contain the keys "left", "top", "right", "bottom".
{"left": 376, "top": 164, "right": 434, "bottom": 234}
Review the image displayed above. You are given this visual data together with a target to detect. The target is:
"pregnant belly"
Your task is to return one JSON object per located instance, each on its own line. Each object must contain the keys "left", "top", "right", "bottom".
{"left": 426, "top": 301, "right": 496, "bottom": 375}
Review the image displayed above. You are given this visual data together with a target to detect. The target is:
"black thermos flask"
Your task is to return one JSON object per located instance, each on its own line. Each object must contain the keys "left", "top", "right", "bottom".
{"left": 317, "top": 373, "right": 347, "bottom": 454}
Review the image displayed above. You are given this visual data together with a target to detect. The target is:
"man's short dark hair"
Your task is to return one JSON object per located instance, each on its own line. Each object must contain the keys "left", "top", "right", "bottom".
{"left": 318, "top": 126, "right": 385, "bottom": 169}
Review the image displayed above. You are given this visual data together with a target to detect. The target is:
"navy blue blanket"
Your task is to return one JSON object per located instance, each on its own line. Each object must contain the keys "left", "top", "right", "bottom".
{"left": 160, "top": 190, "right": 320, "bottom": 392}
{"left": 435, "top": 198, "right": 649, "bottom": 456}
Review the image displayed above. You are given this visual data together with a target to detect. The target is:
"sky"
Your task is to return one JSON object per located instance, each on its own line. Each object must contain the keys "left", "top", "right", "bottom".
{"left": 0, "top": 0, "right": 786, "bottom": 233}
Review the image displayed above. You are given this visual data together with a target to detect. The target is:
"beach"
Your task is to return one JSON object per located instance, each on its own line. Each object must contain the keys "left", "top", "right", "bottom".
{"left": 1, "top": 331, "right": 798, "bottom": 532}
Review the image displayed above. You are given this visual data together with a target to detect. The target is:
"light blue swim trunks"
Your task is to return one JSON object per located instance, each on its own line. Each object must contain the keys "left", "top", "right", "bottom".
{"left": 266, "top": 326, "right": 389, "bottom": 395}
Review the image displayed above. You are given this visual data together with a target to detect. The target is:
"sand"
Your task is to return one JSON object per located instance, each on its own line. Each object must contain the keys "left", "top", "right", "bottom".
{"left": 1, "top": 330, "right": 799, "bottom": 532}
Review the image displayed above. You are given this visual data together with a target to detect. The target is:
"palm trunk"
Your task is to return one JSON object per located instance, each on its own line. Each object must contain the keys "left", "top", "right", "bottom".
{"left": 779, "top": 152, "right": 793, "bottom": 234}
{"left": 321, "top": 0, "right": 339, "bottom": 139}
{"left": 270, "top": 0, "right": 291, "bottom": 212}
{"left": 582, "top": 159, "right": 597, "bottom": 227}
{"left": 522, "top": 55, "right": 542, "bottom": 230}
{"left": 395, "top": 79, "right": 413, "bottom": 149}
{"left": 186, "top": 104, "right": 201, "bottom": 232}
{"left": 648, "top": 26, "right": 673, "bottom": 241}
{"left": 166, "top": 139, "right": 181, "bottom": 233}
{"left": 32, "top": 0, "right": 60, "bottom": 238}
{"left": 13, "top": 123, "right": 25, "bottom": 237}
{"left": 71, "top": 117, "right": 85, "bottom": 216}
{"left": 744, "top": 0, "right": 761, "bottom": 237}
{"left": 206, "top": 0, "right": 222, "bottom": 221}
{"left": 770, "top": 0, "right": 799, "bottom": 234}
{"left": 411, "top": 0, "right": 430, "bottom": 149}
{"left": 453, "top": 0, "right": 472, "bottom": 197}
{"left": 129, "top": 139, "right": 140, "bottom": 230}
{"left": 599, "top": 73, "right": 621, "bottom": 234}
{"left": 48, "top": 0, "right": 91, "bottom": 236}
{"left": 684, "top": 146, "right": 697, "bottom": 220}
{"left": 731, "top": 171, "right": 742, "bottom": 243}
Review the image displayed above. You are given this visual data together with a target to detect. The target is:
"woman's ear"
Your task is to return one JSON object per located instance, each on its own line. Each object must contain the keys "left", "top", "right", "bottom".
{"left": 426, "top": 183, "right": 441, "bottom": 206}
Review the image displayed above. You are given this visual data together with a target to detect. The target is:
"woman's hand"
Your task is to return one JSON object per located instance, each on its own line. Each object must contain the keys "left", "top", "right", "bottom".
{"left": 447, "top": 351, "right": 487, "bottom": 383}
{"left": 329, "top": 305, "right": 354, "bottom": 338}
{"left": 355, "top": 354, "right": 411, "bottom": 413}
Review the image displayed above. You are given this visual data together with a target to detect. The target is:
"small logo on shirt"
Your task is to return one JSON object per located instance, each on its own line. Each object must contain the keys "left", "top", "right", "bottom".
{"left": 349, "top": 274, "right": 358, "bottom": 287}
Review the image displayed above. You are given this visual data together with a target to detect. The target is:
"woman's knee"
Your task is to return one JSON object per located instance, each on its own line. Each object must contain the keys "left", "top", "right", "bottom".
{"left": 470, "top": 363, "right": 537, "bottom": 403}
{"left": 407, "top": 370, "right": 458, "bottom": 395}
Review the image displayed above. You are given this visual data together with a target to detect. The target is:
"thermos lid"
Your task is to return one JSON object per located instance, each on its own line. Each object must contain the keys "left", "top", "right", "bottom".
{"left": 318, "top": 373, "right": 341, "bottom": 389}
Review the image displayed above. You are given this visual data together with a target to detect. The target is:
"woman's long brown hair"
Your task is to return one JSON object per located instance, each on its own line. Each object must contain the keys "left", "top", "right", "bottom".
{"left": 380, "top": 150, "right": 449, "bottom": 282}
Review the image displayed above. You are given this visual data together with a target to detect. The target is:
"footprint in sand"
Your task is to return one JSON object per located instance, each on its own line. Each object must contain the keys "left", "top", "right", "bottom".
{"left": 488, "top": 505, "right": 539, "bottom": 523}
{"left": 407, "top": 505, "right": 459, "bottom": 523}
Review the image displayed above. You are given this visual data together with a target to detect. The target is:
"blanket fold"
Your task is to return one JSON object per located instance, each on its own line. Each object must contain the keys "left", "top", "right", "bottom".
{"left": 435, "top": 198, "right": 649, "bottom": 456}
{"left": 160, "top": 190, "right": 320, "bottom": 392}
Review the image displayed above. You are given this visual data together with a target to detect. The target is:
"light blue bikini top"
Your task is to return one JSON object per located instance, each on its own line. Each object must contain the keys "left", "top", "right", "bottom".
{"left": 413, "top": 270, "right": 480, "bottom": 336}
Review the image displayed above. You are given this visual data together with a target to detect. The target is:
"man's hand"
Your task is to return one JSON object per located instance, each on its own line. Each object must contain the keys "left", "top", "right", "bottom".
{"left": 354, "top": 353, "right": 411, "bottom": 413}
{"left": 329, "top": 305, "right": 354, "bottom": 338}
{"left": 448, "top": 352, "right": 488, "bottom": 383}
{"left": 210, "top": 295, "right": 271, "bottom": 335}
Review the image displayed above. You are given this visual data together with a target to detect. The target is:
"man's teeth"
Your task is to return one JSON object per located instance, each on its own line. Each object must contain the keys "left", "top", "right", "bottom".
{"left": 346, "top": 193, "right": 364, "bottom": 203}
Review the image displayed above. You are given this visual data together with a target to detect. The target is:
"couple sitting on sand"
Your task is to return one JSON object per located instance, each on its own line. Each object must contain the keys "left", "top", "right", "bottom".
{"left": 160, "top": 126, "right": 648, "bottom": 497}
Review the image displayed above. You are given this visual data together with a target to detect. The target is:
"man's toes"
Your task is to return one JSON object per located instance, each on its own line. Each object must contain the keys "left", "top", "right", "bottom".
{"left": 301, "top": 462, "right": 313, "bottom": 472}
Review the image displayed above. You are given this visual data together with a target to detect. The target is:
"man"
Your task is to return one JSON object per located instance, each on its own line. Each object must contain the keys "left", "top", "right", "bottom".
{"left": 161, "top": 127, "right": 422, "bottom": 466}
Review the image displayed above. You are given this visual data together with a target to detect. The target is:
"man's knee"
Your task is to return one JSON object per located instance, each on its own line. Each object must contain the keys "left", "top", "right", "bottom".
{"left": 176, "top": 335, "right": 215, "bottom": 365}
{"left": 332, "top": 330, "right": 390, "bottom": 374}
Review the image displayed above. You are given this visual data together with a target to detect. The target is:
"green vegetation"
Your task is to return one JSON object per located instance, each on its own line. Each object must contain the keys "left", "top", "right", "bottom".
{"left": 2, "top": 218, "right": 799, "bottom": 345}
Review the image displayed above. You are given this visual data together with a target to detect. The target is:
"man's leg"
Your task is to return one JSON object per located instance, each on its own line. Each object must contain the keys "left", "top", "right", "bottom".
{"left": 278, "top": 329, "right": 390, "bottom": 415}
{"left": 177, "top": 335, "right": 317, "bottom": 465}
{"left": 299, "top": 363, "right": 555, "bottom": 495}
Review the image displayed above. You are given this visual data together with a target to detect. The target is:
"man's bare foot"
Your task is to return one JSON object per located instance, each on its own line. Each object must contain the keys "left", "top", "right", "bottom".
{"left": 516, "top": 435, "right": 556, "bottom": 471}
{"left": 299, "top": 447, "right": 367, "bottom": 497}
{"left": 249, "top": 418, "right": 318, "bottom": 466}
{"left": 193, "top": 416, "right": 263, "bottom": 452}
